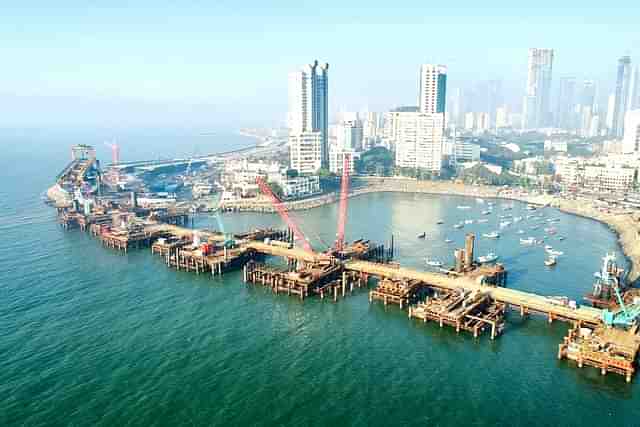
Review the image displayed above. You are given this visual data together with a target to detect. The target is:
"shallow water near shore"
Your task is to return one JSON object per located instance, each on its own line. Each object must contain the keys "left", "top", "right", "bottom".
{"left": 1, "top": 133, "right": 639, "bottom": 426}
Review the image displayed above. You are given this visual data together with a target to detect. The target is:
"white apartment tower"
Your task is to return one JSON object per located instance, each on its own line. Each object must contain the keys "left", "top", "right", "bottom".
{"left": 393, "top": 112, "right": 444, "bottom": 173}
{"left": 419, "top": 64, "right": 447, "bottom": 114}
{"left": 288, "top": 60, "right": 329, "bottom": 171}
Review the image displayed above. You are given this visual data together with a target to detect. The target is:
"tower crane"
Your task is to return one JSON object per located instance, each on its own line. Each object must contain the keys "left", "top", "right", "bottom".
{"left": 335, "top": 153, "right": 351, "bottom": 252}
{"left": 256, "top": 177, "right": 313, "bottom": 253}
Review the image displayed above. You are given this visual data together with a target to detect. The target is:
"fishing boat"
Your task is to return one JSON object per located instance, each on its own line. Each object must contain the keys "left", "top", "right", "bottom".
{"left": 464, "top": 219, "right": 474, "bottom": 224}
{"left": 425, "top": 258, "right": 443, "bottom": 267}
{"left": 477, "top": 219, "right": 489, "bottom": 223}
{"left": 418, "top": 232, "right": 426, "bottom": 239}
{"left": 546, "top": 249, "right": 564, "bottom": 256}
{"left": 481, "top": 210, "right": 492, "bottom": 215}
{"left": 436, "top": 220, "right": 444, "bottom": 225}
{"left": 558, "top": 236, "right": 565, "bottom": 241}
{"left": 544, "top": 256, "right": 557, "bottom": 267}
{"left": 457, "top": 205, "right": 471, "bottom": 210}
{"left": 444, "top": 238, "right": 453, "bottom": 243}
{"left": 499, "top": 221, "right": 512, "bottom": 228}
{"left": 520, "top": 237, "right": 536, "bottom": 245}
{"left": 478, "top": 252, "right": 499, "bottom": 263}
{"left": 453, "top": 222, "right": 464, "bottom": 229}
{"left": 483, "top": 231, "right": 500, "bottom": 239}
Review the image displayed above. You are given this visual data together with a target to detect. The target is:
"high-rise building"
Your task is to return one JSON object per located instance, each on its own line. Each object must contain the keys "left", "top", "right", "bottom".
{"left": 464, "top": 112, "right": 475, "bottom": 131}
{"left": 419, "top": 64, "right": 447, "bottom": 114}
{"left": 335, "top": 120, "right": 363, "bottom": 152}
{"left": 629, "top": 66, "right": 639, "bottom": 111}
{"left": 288, "top": 132, "right": 322, "bottom": 175}
{"left": 393, "top": 112, "right": 444, "bottom": 173}
{"left": 556, "top": 77, "right": 576, "bottom": 130}
{"left": 523, "top": 48, "right": 554, "bottom": 129}
{"left": 579, "top": 80, "right": 597, "bottom": 137}
{"left": 450, "top": 88, "right": 464, "bottom": 128}
{"left": 606, "top": 93, "right": 616, "bottom": 131}
{"left": 486, "top": 80, "right": 503, "bottom": 126}
{"left": 496, "top": 106, "right": 509, "bottom": 129}
{"left": 622, "top": 110, "right": 640, "bottom": 153}
{"left": 288, "top": 60, "right": 329, "bottom": 170}
{"left": 476, "top": 113, "right": 490, "bottom": 133}
{"left": 612, "top": 56, "right": 632, "bottom": 137}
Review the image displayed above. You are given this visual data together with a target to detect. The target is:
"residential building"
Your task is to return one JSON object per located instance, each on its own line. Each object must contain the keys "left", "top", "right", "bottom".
{"left": 544, "top": 140, "right": 568, "bottom": 153}
{"left": 583, "top": 165, "right": 635, "bottom": 192}
{"left": 612, "top": 56, "right": 632, "bottom": 137}
{"left": 419, "top": 64, "right": 447, "bottom": 114}
{"left": 476, "top": 113, "right": 490, "bottom": 133}
{"left": 606, "top": 93, "right": 616, "bottom": 132}
{"left": 496, "top": 106, "right": 509, "bottom": 129}
{"left": 279, "top": 175, "right": 321, "bottom": 199}
{"left": 393, "top": 112, "right": 444, "bottom": 173}
{"left": 288, "top": 60, "right": 329, "bottom": 167}
{"left": 464, "top": 112, "right": 475, "bottom": 131}
{"left": 623, "top": 110, "right": 640, "bottom": 154}
{"left": 289, "top": 132, "right": 322, "bottom": 175}
{"left": 523, "top": 48, "right": 554, "bottom": 129}
{"left": 554, "top": 157, "right": 583, "bottom": 186}
{"left": 329, "top": 148, "right": 356, "bottom": 175}
{"left": 336, "top": 120, "right": 363, "bottom": 151}
{"left": 453, "top": 137, "right": 481, "bottom": 164}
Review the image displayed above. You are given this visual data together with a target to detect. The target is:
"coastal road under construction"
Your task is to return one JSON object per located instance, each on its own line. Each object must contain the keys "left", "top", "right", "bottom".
{"left": 53, "top": 145, "right": 640, "bottom": 383}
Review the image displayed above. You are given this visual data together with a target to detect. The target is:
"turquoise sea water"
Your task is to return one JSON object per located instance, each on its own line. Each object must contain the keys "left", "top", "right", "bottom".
{"left": 1, "top": 129, "right": 638, "bottom": 426}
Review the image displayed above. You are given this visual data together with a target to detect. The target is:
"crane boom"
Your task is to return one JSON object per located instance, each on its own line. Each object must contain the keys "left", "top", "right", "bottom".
{"left": 256, "top": 177, "right": 313, "bottom": 253}
{"left": 335, "top": 153, "right": 350, "bottom": 252}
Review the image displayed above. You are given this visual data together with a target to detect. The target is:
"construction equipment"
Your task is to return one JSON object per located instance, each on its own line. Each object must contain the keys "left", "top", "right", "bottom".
{"left": 335, "top": 153, "right": 350, "bottom": 252}
{"left": 602, "top": 281, "right": 640, "bottom": 328}
{"left": 256, "top": 177, "right": 313, "bottom": 253}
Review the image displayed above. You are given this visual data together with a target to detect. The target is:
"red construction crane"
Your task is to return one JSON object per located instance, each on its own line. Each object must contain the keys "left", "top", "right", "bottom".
{"left": 104, "top": 141, "right": 120, "bottom": 165}
{"left": 256, "top": 177, "right": 313, "bottom": 253}
{"left": 335, "top": 153, "right": 350, "bottom": 252}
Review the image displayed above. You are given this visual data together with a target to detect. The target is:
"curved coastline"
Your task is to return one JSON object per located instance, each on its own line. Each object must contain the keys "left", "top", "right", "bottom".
{"left": 221, "top": 177, "right": 640, "bottom": 283}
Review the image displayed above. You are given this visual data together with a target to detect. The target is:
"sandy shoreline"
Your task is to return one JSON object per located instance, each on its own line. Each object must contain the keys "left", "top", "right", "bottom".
{"left": 221, "top": 177, "right": 640, "bottom": 283}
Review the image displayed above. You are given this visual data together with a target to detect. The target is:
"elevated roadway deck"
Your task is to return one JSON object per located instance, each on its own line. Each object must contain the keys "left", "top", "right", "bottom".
{"left": 345, "top": 260, "right": 603, "bottom": 325}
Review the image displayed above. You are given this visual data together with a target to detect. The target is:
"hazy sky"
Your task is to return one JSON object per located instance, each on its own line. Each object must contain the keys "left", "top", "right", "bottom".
{"left": 1, "top": 1, "right": 639, "bottom": 128}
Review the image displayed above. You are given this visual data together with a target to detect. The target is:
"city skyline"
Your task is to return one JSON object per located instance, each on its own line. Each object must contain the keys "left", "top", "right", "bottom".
{"left": 0, "top": 2, "right": 639, "bottom": 128}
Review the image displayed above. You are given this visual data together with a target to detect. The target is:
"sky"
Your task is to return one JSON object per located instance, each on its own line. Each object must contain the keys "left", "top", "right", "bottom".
{"left": 1, "top": 1, "right": 639, "bottom": 129}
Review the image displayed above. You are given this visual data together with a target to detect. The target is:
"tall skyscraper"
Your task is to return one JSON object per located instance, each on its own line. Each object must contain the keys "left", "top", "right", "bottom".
{"left": 606, "top": 93, "right": 616, "bottom": 131}
{"left": 556, "top": 76, "right": 576, "bottom": 130}
{"left": 419, "top": 64, "right": 447, "bottom": 114}
{"left": 288, "top": 60, "right": 329, "bottom": 170}
{"left": 629, "top": 66, "right": 639, "bottom": 111}
{"left": 485, "top": 80, "right": 503, "bottom": 126}
{"left": 523, "top": 48, "right": 554, "bottom": 129}
{"left": 612, "top": 55, "right": 632, "bottom": 137}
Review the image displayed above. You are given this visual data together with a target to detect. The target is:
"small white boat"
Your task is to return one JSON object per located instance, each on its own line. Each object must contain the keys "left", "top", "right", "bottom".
{"left": 513, "top": 216, "right": 523, "bottom": 222}
{"left": 545, "top": 245, "right": 553, "bottom": 250}
{"left": 483, "top": 231, "right": 500, "bottom": 239}
{"left": 481, "top": 210, "right": 492, "bottom": 215}
{"left": 544, "top": 256, "right": 557, "bottom": 267}
{"left": 499, "top": 221, "right": 512, "bottom": 228}
{"left": 520, "top": 237, "right": 536, "bottom": 245}
{"left": 457, "top": 205, "right": 471, "bottom": 210}
{"left": 444, "top": 238, "right": 453, "bottom": 243}
{"left": 478, "top": 252, "right": 499, "bottom": 263}
{"left": 517, "top": 229, "right": 525, "bottom": 235}
{"left": 546, "top": 249, "right": 564, "bottom": 256}
{"left": 558, "top": 236, "right": 565, "bottom": 241}
{"left": 426, "top": 258, "right": 443, "bottom": 267}
{"left": 477, "top": 219, "right": 489, "bottom": 223}
{"left": 464, "top": 219, "right": 474, "bottom": 224}
{"left": 453, "top": 222, "right": 464, "bottom": 229}
{"left": 476, "top": 198, "right": 485, "bottom": 203}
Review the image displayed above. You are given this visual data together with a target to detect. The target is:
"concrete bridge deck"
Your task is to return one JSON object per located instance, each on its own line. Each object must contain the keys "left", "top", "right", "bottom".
{"left": 345, "top": 260, "right": 603, "bottom": 325}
